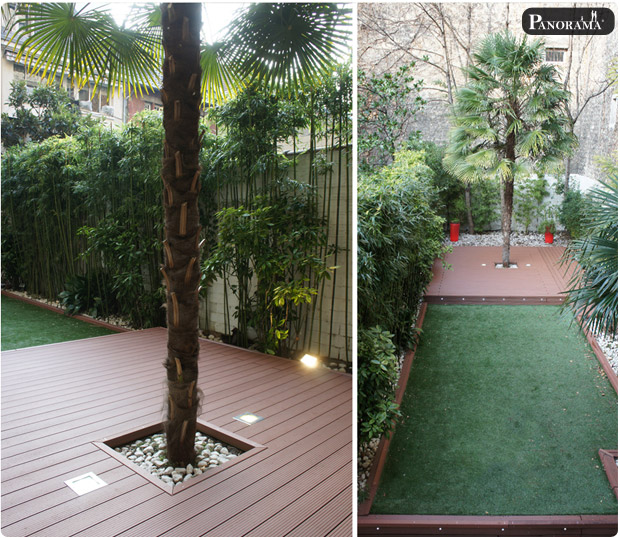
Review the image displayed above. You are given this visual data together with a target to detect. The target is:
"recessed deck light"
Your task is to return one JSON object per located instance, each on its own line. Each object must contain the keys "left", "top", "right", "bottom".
{"left": 300, "top": 354, "right": 318, "bottom": 368}
{"left": 65, "top": 472, "right": 106, "bottom": 495}
{"left": 233, "top": 412, "right": 264, "bottom": 425}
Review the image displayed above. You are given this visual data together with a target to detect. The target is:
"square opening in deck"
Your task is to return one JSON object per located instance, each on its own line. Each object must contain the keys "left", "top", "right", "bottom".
{"left": 93, "top": 419, "right": 265, "bottom": 495}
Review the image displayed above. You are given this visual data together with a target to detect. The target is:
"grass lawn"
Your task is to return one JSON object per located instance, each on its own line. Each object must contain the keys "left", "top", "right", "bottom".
{"left": 372, "top": 305, "right": 617, "bottom": 516}
{"left": 1, "top": 294, "right": 116, "bottom": 351}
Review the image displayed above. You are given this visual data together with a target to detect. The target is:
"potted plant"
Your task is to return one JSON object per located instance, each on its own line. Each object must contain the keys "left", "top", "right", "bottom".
{"left": 538, "top": 207, "right": 557, "bottom": 244}
{"left": 449, "top": 219, "right": 460, "bottom": 242}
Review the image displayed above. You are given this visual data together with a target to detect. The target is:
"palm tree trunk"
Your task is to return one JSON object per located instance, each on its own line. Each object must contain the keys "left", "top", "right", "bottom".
{"left": 464, "top": 183, "right": 474, "bottom": 234}
{"left": 501, "top": 178, "right": 514, "bottom": 266}
{"left": 160, "top": 2, "right": 203, "bottom": 466}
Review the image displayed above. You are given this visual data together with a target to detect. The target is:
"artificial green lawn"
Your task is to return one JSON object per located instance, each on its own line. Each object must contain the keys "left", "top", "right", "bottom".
{"left": 1, "top": 295, "right": 116, "bottom": 351}
{"left": 372, "top": 305, "right": 617, "bottom": 516}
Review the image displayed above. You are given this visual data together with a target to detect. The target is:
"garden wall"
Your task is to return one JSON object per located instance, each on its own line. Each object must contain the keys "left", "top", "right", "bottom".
{"left": 203, "top": 147, "right": 352, "bottom": 364}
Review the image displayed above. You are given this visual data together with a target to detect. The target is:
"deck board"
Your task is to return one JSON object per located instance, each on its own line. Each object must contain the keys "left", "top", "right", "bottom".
{"left": 1, "top": 328, "right": 352, "bottom": 537}
{"left": 425, "top": 246, "right": 570, "bottom": 304}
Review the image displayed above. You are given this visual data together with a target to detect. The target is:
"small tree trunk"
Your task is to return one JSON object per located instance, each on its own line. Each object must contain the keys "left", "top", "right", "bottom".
{"left": 564, "top": 156, "right": 571, "bottom": 197}
{"left": 501, "top": 178, "right": 514, "bottom": 267}
{"left": 464, "top": 183, "right": 475, "bottom": 234}
{"left": 160, "top": 2, "right": 203, "bottom": 466}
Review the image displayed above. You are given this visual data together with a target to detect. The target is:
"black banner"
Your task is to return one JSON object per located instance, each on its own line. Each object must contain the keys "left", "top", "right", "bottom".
{"left": 523, "top": 7, "right": 615, "bottom": 35}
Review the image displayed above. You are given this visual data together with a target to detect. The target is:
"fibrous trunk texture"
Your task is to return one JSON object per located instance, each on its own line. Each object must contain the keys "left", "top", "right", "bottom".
{"left": 464, "top": 183, "right": 474, "bottom": 234}
{"left": 502, "top": 130, "right": 516, "bottom": 267}
{"left": 161, "top": 2, "right": 202, "bottom": 466}
{"left": 501, "top": 178, "right": 514, "bottom": 266}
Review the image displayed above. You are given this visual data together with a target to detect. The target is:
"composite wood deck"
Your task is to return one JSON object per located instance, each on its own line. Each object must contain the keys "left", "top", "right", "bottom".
{"left": 1, "top": 328, "right": 352, "bottom": 537}
{"left": 426, "top": 246, "right": 570, "bottom": 304}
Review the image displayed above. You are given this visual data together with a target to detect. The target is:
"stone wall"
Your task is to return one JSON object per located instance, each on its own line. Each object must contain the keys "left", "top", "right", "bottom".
{"left": 358, "top": 2, "right": 618, "bottom": 180}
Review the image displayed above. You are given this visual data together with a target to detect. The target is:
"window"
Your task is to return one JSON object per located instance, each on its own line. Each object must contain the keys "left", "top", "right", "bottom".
{"left": 545, "top": 48, "right": 566, "bottom": 63}
{"left": 78, "top": 87, "right": 109, "bottom": 112}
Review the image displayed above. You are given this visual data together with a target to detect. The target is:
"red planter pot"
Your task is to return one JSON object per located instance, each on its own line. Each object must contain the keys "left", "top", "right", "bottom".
{"left": 544, "top": 228, "right": 554, "bottom": 244}
{"left": 450, "top": 222, "right": 460, "bottom": 242}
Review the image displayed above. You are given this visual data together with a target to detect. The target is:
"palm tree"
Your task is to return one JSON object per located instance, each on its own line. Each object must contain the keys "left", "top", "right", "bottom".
{"left": 444, "top": 31, "right": 576, "bottom": 266}
{"left": 4, "top": 2, "right": 350, "bottom": 466}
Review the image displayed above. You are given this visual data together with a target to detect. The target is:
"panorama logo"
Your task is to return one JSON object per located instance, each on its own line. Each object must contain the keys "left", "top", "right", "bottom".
{"left": 523, "top": 7, "right": 615, "bottom": 35}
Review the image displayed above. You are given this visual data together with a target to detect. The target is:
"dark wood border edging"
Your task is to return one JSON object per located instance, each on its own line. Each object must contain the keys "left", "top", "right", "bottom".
{"left": 358, "top": 301, "right": 618, "bottom": 536}
{"left": 2, "top": 290, "right": 130, "bottom": 333}
{"left": 358, "top": 514, "right": 618, "bottom": 536}
{"left": 93, "top": 419, "right": 266, "bottom": 495}
{"left": 599, "top": 450, "right": 618, "bottom": 499}
{"left": 582, "top": 326, "right": 618, "bottom": 394}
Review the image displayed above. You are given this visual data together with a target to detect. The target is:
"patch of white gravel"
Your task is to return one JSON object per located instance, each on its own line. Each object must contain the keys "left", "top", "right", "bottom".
{"left": 114, "top": 431, "right": 242, "bottom": 486}
{"left": 446, "top": 231, "right": 570, "bottom": 247}
{"left": 595, "top": 332, "right": 618, "bottom": 376}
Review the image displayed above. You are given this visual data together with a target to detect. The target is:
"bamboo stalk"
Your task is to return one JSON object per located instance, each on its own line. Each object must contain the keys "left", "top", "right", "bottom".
{"left": 175, "top": 357, "right": 182, "bottom": 378}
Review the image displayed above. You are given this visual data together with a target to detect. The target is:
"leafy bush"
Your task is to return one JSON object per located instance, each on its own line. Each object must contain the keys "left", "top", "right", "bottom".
{"left": 358, "top": 62, "right": 425, "bottom": 173}
{"left": 1, "top": 81, "right": 93, "bottom": 147}
{"left": 203, "top": 179, "right": 332, "bottom": 355}
{"left": 470, "top": 179, "right": 500, "bottom": 231}
{"left": 1, "top": 111, "right": 166, "bottom": 328}
{"left": 560, "top": 188, "right": 588, "bottom": 238}
{"left": 514, "top": 176, "right": 549, "bottom": 233}
{"left": 358, "top": 326, "right": 401, "bottom": 444}
{"left": 358, "top": 150, "right": 444, "bottom": 349}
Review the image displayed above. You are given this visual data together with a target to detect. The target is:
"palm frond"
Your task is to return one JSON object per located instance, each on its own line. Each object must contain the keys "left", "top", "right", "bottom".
{"left": 223, "top": 3, "right": 351, "bottom": 95}
{"left": 561, "top": 174, "right": 618, "bottom": 335}
{"left": 6, "top": 3, "right": 161, "bottom": 97}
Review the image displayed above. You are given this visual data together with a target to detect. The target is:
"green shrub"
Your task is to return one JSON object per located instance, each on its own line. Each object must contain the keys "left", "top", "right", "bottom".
{"left": 560, "top": 188, "right": 588, "bottom": 238}
{"left": 1, "top": 111, "right": 166, "bottom": 328}
{"left": 358, "top": 326, "right": 401, "bottom": 444}
{"left": 203, "top": 179, "right": 333, "bottom": 356}
{"left": 358, "top": 150, "right": 444, "bottom": 350}
{"left": 514, "top": 176, "right": 549, "bottom": 233}
{"left": 470, "top": 178, "right": 500, "bottom": 231}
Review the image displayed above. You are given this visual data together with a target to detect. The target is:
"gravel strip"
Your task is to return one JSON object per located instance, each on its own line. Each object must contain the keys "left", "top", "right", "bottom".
{"left": 446, "top": 231, "right": 570, "bottom": 247}
{"left": 114, "top": 431, "right": 242, "bottom": 486}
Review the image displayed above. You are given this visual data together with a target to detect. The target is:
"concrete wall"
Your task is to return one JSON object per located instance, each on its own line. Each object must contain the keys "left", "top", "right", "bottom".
{"left": 201, "top": 147, "right": 353, "bottom": 364}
